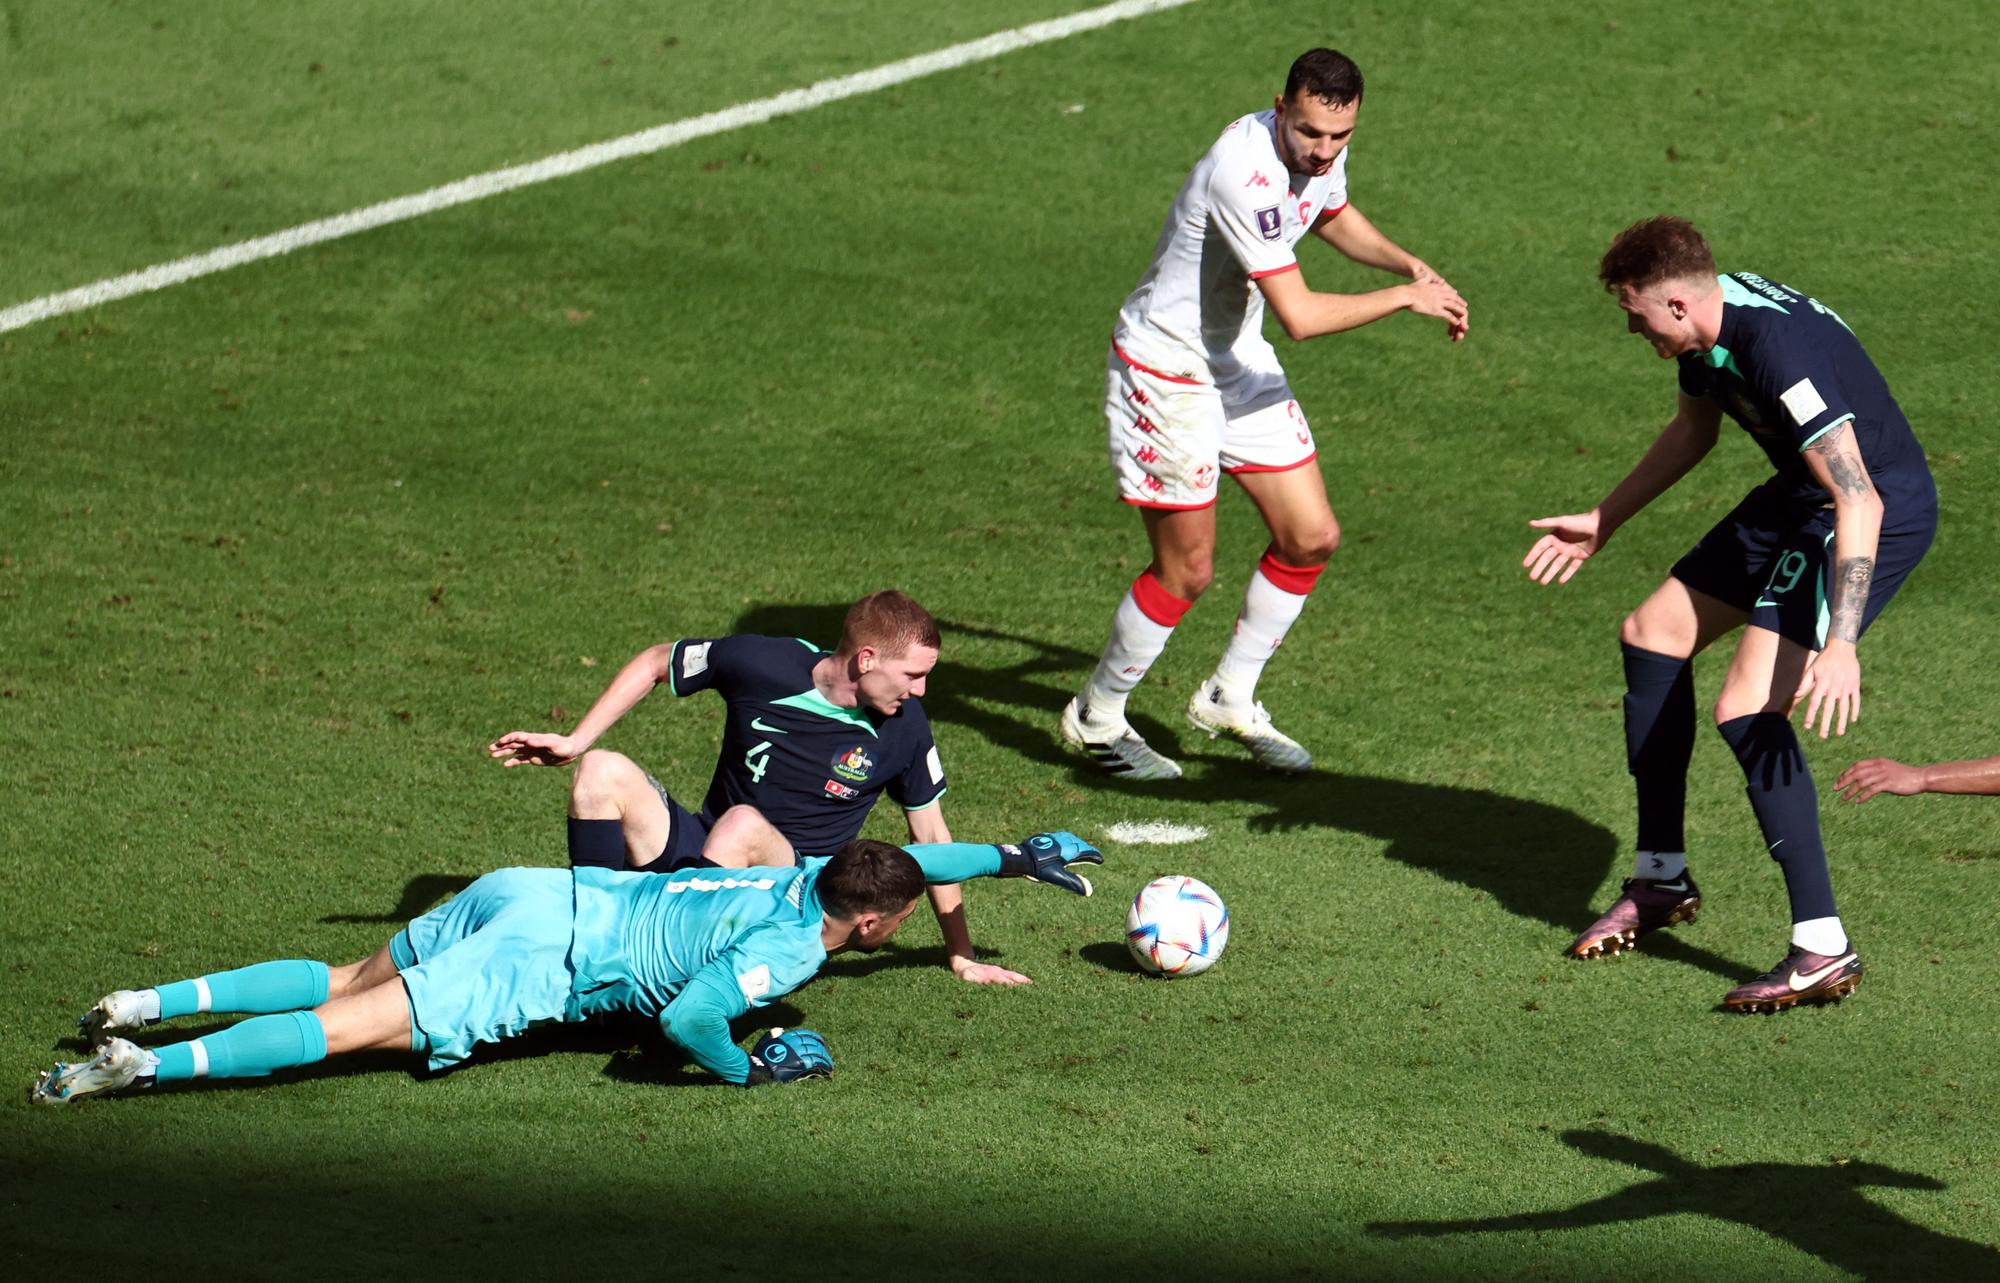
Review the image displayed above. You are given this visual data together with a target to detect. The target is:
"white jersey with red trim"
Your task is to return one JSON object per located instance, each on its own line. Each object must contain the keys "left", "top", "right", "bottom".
{"left": 1113, "top": 110, "right": 1349, "bottom": 380}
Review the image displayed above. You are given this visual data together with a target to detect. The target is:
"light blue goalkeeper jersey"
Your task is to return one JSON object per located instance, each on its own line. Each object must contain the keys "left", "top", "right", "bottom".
{"left": 566, "top": 863, "right": 826, "bottom": 1082}
{"left": 566, "top": 844, "right": 999, "bottom": 1082}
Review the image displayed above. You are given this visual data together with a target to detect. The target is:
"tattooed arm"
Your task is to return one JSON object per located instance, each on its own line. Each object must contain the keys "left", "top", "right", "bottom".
{"left": 1796, "top": 421, "right": 1885, "bottom": 738}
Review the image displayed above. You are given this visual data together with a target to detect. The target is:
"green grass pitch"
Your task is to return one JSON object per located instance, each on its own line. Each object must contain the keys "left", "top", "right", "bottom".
{"left": 3, "top": 1, "right": 1996, "bottom": 1277}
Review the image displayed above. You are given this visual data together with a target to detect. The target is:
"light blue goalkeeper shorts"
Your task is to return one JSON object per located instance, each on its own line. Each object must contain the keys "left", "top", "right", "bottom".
{"left": 389, "top": 867, "right": 577, "bottom": 1070}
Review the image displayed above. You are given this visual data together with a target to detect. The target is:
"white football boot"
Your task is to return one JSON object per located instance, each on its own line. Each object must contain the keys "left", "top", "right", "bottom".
{"left": 80, "top": 989, "right": 155, "bottom": 1047}
{"left": 31, "top": 1037, "right": 156, "bottom": 1106}
{"left": 1186, "top": 683, "right": 1312, "bottom": 773}
{"left": 1059, "top": 697, "right": 1183, "bottom": 782}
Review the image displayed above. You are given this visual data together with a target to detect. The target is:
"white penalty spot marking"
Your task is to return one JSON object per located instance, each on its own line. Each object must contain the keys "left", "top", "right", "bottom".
{"left": 0, "top": 0, "right": 1200, "bottom": 336}
{"left": 1103, "top": 820, "right": 1209, "bottom": 846}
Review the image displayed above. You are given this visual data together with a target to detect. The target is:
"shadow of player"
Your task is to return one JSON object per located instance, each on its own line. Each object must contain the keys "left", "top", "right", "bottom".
{"left": 1368, "top": 1129, "right": 2000, "bottom": 1281}
{"left": 730, "top": 605, "right": 1744, "bottom": 979}
{"left": 319, "top": 873, "right": 475, "bottom": 924}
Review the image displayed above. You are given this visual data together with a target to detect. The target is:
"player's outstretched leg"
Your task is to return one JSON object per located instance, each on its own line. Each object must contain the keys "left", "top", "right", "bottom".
{"left": 31, "top": 1037, "right": 157, "bottom": 1105}
{"left": 1569, "top": 873, "right": 1703, "bottom": 959}
{"left": 79, "top": 989, "right": 157, "bottom": 1045}
{"left": 79, "top": 960, "right": 331, "bottom": 1046}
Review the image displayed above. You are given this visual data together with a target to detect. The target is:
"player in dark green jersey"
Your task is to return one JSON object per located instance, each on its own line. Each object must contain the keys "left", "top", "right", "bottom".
{"left": 489, "top": 590, "right": 1029, "bottom": 986}
{"left": 1524, "top": 216, "right": 1936, "bottom": 1013}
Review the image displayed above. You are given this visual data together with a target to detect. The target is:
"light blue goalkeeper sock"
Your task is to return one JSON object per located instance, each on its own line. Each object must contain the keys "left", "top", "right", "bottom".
{"left": 152, "top": 1011, "right": 328, "bottom": 1083}
{"left": 153, "top": 960, "right": 330, "bottom": 1020}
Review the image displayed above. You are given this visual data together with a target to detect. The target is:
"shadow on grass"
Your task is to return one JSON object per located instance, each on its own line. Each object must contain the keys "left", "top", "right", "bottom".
{"left": 1078, "top": 941, "right": 1147, "bottom": 974}
{"left": 815, "top": 937, "right": 1015, "bottom": 981}
{"left": 63, "top": 1004, "right": 817, "bottom": 1097}
{"left": 1368, "top": 1129, "right": 2000, "bottom": 1282}
{"left": 732, "top": 606, "right": 1747, "bottom": 980}
{"left": 320, "top": 873, "right": 475, "bottom": 924}
{"left": 7, "top": 1122, "right": 1987, "bottom": 1281}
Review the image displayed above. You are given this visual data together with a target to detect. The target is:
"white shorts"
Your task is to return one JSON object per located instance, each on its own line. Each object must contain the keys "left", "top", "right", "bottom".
{"left": 1102, "top": 341, "right": 1318, "bottom": 510}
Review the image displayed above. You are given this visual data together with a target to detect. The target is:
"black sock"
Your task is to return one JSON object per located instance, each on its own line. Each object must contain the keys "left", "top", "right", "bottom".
{"left": 1622, "top": 643, "right": 1695, "bottom": 855}
{"left": 567, "top": 818, "right": 629, "bottom": 870}
{"left": 1716, "top": 712, "right": 1838, "bottom": 921}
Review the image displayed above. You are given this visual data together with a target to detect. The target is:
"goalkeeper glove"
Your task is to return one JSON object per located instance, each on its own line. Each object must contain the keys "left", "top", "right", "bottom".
{"left": 744, "top": 1028, "right": 833, "bottom": 1085}
{"left": 996, "top": 831, "right": 1102, "bottom": 897}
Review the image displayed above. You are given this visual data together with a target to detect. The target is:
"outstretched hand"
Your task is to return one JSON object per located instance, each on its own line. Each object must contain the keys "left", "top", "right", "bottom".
{"left": 487, "top": 730, "right": 583, "bottom": 768}
{"left": 951, "top": 960, "right": 1032, "bottom": 986}
{"left": 1834, "top": 758, "right": 1925, "bottom": 803}
{"left": 1522, "top": 510, "right": 1605, "bottom": 585}
{"left": 998, "top": 831, "right": 1103, "bottom": 897}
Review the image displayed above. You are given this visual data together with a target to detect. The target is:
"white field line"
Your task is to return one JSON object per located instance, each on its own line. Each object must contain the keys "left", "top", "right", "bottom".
{"left": 1102, "top": 820, "right": 1209, "bottom": 846}
{"left": 0, "top": 0, "right": 1197, "bottom": 336}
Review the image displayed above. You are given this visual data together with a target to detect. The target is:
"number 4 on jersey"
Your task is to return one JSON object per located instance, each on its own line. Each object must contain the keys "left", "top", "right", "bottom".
{"left": 744, "top": 740, "right": 773, "bottom": 784}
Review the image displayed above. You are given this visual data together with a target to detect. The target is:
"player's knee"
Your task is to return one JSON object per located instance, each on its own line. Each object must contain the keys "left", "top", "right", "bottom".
{"left": 1274, "top": 520, "right": 1338, "bottom": 566}
{"left": 1155, "top": 554, "right": 1215, "bottom": 600}
{"left": 1713, "top": 690, "right": 1784, "bottom": 725}
{"left": 1620, "top": 609, "right": 1686, "bottom": 654}
{"left": 569, "top": 750, "right": 635, "bottom": 816}
{"left": 708, "top": 804, "right": 771, "bottom": 846}
{"left": 707, "top": 805, "right": 794, "bottom": 868}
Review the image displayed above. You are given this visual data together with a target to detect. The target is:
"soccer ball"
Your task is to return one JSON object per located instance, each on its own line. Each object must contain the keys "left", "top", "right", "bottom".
{"left": 1125, "top": 876, "right": 1229, "bottom": 977}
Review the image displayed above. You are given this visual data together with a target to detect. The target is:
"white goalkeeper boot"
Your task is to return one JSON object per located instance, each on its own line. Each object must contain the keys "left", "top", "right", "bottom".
{"left": 31, "top": 1037, "right": 156, "bottom": 1106}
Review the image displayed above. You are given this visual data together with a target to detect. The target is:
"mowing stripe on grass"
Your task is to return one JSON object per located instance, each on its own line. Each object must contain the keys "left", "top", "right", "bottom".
{"left": 0, "top": 0, "right": 1198, "bottom": 337}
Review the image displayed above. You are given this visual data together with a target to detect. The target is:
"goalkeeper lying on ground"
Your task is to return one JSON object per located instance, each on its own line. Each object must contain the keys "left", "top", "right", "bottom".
{"left": 32, "top": 834, "right": 1100, "bottom": 1104}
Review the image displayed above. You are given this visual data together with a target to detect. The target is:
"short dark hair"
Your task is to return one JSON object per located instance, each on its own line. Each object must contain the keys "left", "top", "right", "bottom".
{"left": 818, "top": 839, "right": 926, "bottom": 919}
{"left": 1284, "top": 48, "right": 1364, "bottom": 108}
{"left": 1599, "top": 216, "right": 1716, "bottom": 292}
{"left": 837, "top": 589, "right": 941, "bottom": 659}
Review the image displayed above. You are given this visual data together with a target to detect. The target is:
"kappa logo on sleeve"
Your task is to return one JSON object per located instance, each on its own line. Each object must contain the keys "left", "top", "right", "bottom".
{"left": 736, "top": 964, "right": 772, "bottom": 1003}
{"left": 1254, "top": 205, "right": 1283, "bottom": 241}
{"left": 681, "top": 642, "right": 712, "bottom": 680}
{"left": 926, "top": 746, "right": 943, "bottom": 785}
{"left": 1779, "top": 378, "right": 1828, "bottom": 426}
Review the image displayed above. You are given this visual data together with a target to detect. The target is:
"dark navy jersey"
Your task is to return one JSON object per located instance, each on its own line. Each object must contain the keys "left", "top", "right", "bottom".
{"left": 666, "top": 635, "right": 946, "bottom": 858}
{"left": 1676, "top": 273, "right": 1932, "bottom": 521}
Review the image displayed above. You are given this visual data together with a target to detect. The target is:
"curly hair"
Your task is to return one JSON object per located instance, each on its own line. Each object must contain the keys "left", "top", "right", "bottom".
{"left": 1599, "top": 216, "right": 1716, "bottom": 292}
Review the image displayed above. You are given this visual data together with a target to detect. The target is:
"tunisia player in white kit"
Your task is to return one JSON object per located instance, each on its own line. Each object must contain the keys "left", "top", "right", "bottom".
{"left": 1061, "top": 49, "right": 1468, "bottom": 779}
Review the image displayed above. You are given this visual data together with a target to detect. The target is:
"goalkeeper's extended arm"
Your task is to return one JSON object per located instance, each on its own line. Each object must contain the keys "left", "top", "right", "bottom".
{"left": 903, "top": 833, "right": 1102, "bottom": 897}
